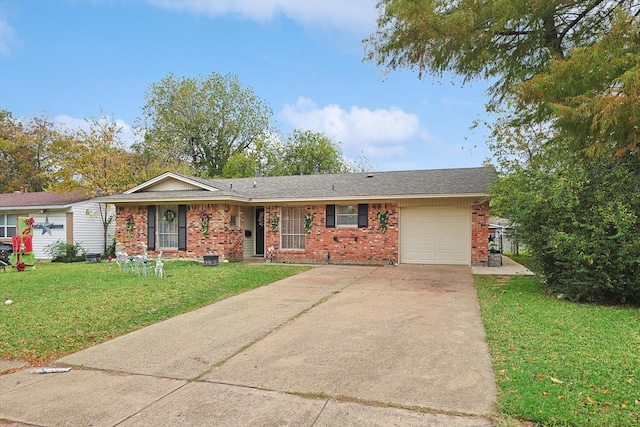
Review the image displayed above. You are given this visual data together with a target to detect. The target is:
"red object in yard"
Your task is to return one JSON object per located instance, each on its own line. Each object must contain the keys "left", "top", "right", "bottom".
{"left": 12, "top": 235, "right": 21, "bottom": 252}
{"left": 23, "top": 235, "right": 33, "bottom": 252}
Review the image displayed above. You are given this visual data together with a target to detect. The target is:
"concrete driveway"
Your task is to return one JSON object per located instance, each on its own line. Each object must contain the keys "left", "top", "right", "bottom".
{"left": 0, "top": 265, "right": 496, "bottom": 426}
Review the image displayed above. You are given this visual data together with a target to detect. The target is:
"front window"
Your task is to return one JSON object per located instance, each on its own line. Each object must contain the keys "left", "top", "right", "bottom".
{"left": 337, "top": 205, "right": 358, "bottom": 227}
{"left": 281, "top": 207, "right": 305, "bottom": 250}
{"left": 0, "top": 214, "right": 17, "bottom": 238}
{"left": 158, "top": 205, "right": 178, "bottom": 249}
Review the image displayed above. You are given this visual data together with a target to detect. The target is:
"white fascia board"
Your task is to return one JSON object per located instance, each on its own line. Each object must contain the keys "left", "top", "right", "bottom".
{"left": 247, "top": 193, "right": 489, "bottom": 204}
{"left": 0, "top": 203, "right": 76, "bottom": 211}
{"left": 124, "top": 172, "right": 220, "bottom": 194}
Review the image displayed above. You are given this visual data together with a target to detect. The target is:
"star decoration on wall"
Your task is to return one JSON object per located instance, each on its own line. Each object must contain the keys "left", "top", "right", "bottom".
{"left": 33, "top": 217, "right": 63, "bottom": 235}
{"left": 41, "top": 217, "right": 55, "bottom": 235}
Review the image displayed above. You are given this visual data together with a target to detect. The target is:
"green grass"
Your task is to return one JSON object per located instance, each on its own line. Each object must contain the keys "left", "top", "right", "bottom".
{"left": 476, "top": 275, "right": 640, "bottom": 426}
{"left": 0, "top": 261, "right": 309, "bottom": 364}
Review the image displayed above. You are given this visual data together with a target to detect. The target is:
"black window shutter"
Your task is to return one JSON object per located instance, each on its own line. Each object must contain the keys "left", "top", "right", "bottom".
{"left": 147, "top": 206, "right": 156, "bottom": 250}
{"left": 178, "top": 205, "right": 187, "bottom": 251}
{"left": 326, "top": 205, "right": 335, "bottom": 228}
{"left": 357, "top": 204, "right": 368, "bottom": 228}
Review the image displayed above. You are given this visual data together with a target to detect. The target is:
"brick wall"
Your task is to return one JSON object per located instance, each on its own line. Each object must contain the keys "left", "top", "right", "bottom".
{"left": 265, "top": 203, "right": 398, "bottom": 265}
{"left": 116, "top": 204, "right": 243, "bottom": 261}
{"left": 471, "top": 201, "right": 490, "bottom": 266}
{"left": 116, "top": 200, "right": 488, "bottom": 266}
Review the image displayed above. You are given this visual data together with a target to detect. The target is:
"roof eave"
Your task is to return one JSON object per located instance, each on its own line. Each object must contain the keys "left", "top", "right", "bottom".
{"left": 96, "top": 195, "right": 247, "bottom": 204}
{"left": 0, "top": 202, "right": 81, "bottom": 211}
{"left": 251, "top": 193, "right": 490, "bottom": 203}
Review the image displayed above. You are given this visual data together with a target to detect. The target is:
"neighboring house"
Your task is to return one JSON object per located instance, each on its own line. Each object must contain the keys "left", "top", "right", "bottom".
{"left": 0, "top": 191, "right": 116, "bottom": 259}
{"left": 96, "top": 167, "right": 496, "bottom": 266}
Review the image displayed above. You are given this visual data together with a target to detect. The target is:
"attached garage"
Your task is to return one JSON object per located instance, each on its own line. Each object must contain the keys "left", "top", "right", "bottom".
{"left": 400, "top": 206, "right": 471, "bottom": 265}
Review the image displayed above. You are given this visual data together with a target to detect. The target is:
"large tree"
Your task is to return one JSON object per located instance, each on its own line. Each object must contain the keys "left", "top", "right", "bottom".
{"left": 221, "top": 130, "right": 356, "bottom": 178}
{"left": 366, "top": 1, "right": 640, "bottom": 303}
{"left": 135, "top": 72, "right": 273, "bottom": 178}
{"left": 48, "top": 116, "right": 141, "bottom": 253}
{"left": 0, "top": 111, "right": 67, "bottom": 193}
{"left": 365, "top": 0, "right": 640, "bottom": 105}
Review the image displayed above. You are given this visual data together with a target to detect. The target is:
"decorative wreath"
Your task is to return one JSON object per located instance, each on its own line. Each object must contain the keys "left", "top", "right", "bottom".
{"left": 199, "top": 212, "right": 210, "bottom": 237}
{"left": 304, "top": 214, "right": 314, "bottom": 234}
{"left": 377, "top": 210, "right": 389, "bottom": 233}
{"left": 125, "top": 213, "right": 135, "bottom": 237}
{"left": 164, "top": 209, "right": 176, "bottom": 223}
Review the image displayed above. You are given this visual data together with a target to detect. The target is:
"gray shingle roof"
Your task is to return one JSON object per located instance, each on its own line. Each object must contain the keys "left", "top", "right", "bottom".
{"left": 0, "top": 191, "right": 91, "bottom": 209}
{"left": 96, "top": 167, "right": 496, "bottom": 204}
{"left": 206, "top": 167, "right": 495, "bottom": 200}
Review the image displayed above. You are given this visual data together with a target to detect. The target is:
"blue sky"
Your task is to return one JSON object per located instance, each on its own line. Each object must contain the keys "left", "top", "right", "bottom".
{"left": 0, "top": 0, "right": 493, "bottom": 172}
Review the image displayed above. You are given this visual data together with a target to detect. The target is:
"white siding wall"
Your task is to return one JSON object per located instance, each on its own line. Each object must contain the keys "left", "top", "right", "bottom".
{"left": 243, "top": 207, "right": 255, "bottom": 258}
{"left": 71, "top": 201, "right": 116, "bottom": 255}
{"left": 30, "top": 211, "right": 68, "bottom": 259}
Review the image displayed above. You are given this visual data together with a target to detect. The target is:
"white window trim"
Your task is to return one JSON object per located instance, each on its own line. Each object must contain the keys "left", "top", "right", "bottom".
{"left": 280, "top": 207, "right": 305, "bottom": 250}
{"left": 336, "top": 205, "right": 358, "bottom": 228}
{"left": 157, "top": 205, "right": 179, "bottom": 249}
{"left": 0, "top": 214, "right": 17, "bottom": 238}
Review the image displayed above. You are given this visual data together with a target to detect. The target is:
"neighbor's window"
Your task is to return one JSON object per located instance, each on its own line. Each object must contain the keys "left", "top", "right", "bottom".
{"left": 336, "top": 205, "right": 358, "bottom": 227}
{"left": 158, "top": 205, "right": 178, "bottom": 248}
{"left": 281, "top": 207, "right": 305, "bottom": 250}
{"left": 0, "top": 214, "right": 17, "bottom": 238}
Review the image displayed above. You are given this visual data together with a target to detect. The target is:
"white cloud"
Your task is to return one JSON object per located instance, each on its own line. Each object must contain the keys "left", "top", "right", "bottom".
{"left": 55, "top": 115, "right": 139, "bottom": 148}
{"left": 0, "top": 15, "right": 15, "bottom": 55}
{"left": 279, "top": 96, "right": 427, "bottom": 159}
{"left": 148, "top": 0, "right": 377, "bottom": 33}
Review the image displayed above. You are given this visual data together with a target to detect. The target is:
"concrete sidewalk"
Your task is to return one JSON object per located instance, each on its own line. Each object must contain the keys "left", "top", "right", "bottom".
{"left": 0, "top": 265, "right": 496, "bottom": 426}
{"left": 472, "top": 255, "right": 534, "bottom": 276}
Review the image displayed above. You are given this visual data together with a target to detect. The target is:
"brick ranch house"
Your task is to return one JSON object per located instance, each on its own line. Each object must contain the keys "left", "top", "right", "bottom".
{"left": 95, "top": 167, "right": 496, "bottom": 266}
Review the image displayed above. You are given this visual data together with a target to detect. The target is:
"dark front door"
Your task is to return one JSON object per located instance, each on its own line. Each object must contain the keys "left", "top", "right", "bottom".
{"left": 255, "top": 207, "right": 265, "bottom": 256}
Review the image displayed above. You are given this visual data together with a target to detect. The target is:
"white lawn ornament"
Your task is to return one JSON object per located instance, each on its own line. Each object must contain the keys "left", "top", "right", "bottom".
{"left": 134, "top": 242, "right": 149, "bottom": 276}
{"left": 114, "top": 242, "right": 128, "bottom": 272}
{"left": 266, "top": 246, "right": 275, "bottom": 263}
{"left": 155, "top": 251, "right": 164, "bottom": 278}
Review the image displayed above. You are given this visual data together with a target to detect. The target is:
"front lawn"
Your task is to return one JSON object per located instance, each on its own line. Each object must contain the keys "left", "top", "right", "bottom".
{"left": 476, "top": 275, "right": 640, "bottom": 426}
{"left": 0, "top": 261, "right": 309, "bottom": 364}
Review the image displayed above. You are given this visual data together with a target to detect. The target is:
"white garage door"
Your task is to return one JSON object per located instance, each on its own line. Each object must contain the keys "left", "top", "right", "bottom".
{"left": 400, "top": 206, "right": 471, "bottom": 265}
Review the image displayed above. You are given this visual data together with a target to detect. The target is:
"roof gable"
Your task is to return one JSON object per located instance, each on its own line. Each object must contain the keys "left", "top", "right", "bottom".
{"left": 125, "top": 172, "right": 221, "bottom": 194}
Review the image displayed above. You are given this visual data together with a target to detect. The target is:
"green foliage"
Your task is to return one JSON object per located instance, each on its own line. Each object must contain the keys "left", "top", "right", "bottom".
{"left": 105, "top": 238, "right": 117, "bottom": 259}
{"left": 0, "top": 111, "right": 69, "bottom": 193}
{"left": 517, "top": 10, "right": 640, "bottom": 158}
{"left": 136, "top": 72, "right": 273, "bottom": 178}
{"left": 221, "top": 129, "right": 356, "bottom": 178}
{"left": 0, "top": 262, "right": 309, "bottom": 363}
{"left": 373, "top": 2, "right": 640, "bottom": 304}
{"left": 365, "top": 0, "right": 639, "bottom": 105}
{"left": 492, "top": 151, "right": 640, "bottom": 304}
{"left": 45, "top": 240, "right": 86, "bottom": 263}
{"left": 304, "top": 213, "right": 313, "bottom": 234}
{"left": 376, "top": 210, "right": 389, "bottom": 233}
{"left": 476, "top": 275, "right": 640, "bottom": 426}
{"left": 277, "top": 130, "right": 352, "bottom": 175}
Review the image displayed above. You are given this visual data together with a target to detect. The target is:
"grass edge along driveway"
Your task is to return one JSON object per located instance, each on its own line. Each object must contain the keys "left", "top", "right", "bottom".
{"left": 475, "top": 274, "right": 640, "bottom": 427}
{"left": 1, "top": 261, "right": 310, "bottom": 364}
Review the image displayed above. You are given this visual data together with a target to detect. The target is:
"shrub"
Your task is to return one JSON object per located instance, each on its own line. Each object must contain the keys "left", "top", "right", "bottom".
{"left": 492, "top": 152, "right": 640, "bottom": 305}
{"left": 46, "top": 240, "right": 86, "bottom": 263}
